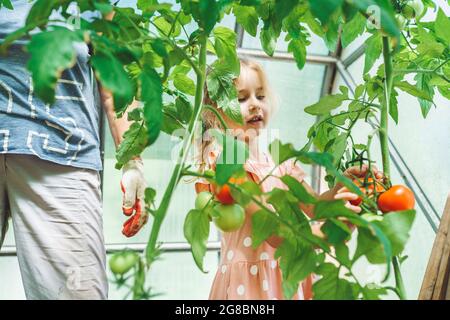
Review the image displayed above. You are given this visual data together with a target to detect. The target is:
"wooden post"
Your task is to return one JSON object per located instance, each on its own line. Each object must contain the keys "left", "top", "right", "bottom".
{"left": 419, "top": 192, "right": 450, "bottom": 300}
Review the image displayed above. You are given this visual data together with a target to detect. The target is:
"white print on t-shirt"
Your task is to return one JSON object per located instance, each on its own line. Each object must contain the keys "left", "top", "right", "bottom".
{"left": 0, "top": 80, "right": 12, "bottom": 113}
{"left": 0, "top": 77, "right": 86, "bottom": 164}
{"left": 0, "top": 129, "right": 9, "bottom": 153}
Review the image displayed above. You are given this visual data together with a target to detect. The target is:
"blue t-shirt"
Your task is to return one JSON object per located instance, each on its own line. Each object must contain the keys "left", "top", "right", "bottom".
{"left": 0, "top": 1, "right": 103, "bottom": 171}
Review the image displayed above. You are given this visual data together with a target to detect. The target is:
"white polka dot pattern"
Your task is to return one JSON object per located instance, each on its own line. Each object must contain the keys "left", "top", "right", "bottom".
{"left": 237, "top": 285, "right": 245, "bottom": 296}
{"left": 221, "top": 265, "right": 227, "bottom": 274}
{"left": 260, "top": 252, "right": 269, "bottom": 260}
{"left": 262, "top": 280, "right": 269, "bottom": 291}
{"left": 227, "top": 250, "right": 234, "bottom": 261}
{"left": 243, "top": 236, "right": 252, "bottom": 247}
{"left": 250, "top": 265, "right": 258, "bottom": 275}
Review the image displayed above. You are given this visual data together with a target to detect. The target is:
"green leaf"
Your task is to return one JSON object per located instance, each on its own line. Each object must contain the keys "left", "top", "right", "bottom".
{"left": 115, "top": 122, "right": 148, "bottom": 170}
{"left": 260, "top": 26, "right": 277, "bottom": 56}
{"left": 211, "top": 130, "right": 249, "bottom": 185}
{"left": 378, "top": 210, "right": 416, "bottom": 256}
{"left": 341, "top": 12, "right": 366, "bottom": 48}
{"left": 233, "top": 5, "right": 258, "bottom": 37}
{"left": 25, "top": 0, "right": 59, "bottom": 26}
{"left": 175, "top": 95, "right": 193, "bottom": 124}
{"left": 354, "top": 84, "right": 365, "bottom": 99}
{"left": 212, "top": 26, "right": 240, "bottom": 75}
{"left": 328, "top": 133, "right": 347, "bottom": 167}
{"left": 206, "top": 62, "right": 243, "bottom": 124}
{"left": 304, "top": 93, "right": 347, "bottom": 115}
{"left": 0, "top": 0, "right": 13, "bottom": 10}
{"left": 141, "top": 67, "right": 163, "bottom": 145}
{"left": 280, "top": 175, "right": 317, "bottom": 204}
{"left": 144, "top": 187, "right": 156, "bottom": 205}
{"left": 354, "top": 210, "right": 414, "bottom": 266}
{"left": 288, "top": 38, "right": 307, "bottom": 70}
{"left": 127, "top": 108, "right": 143, "bottom": 122}
{"left": 251, "top": 209, "right": 280, "bottom": 248}
{"left": 26, "top": 28, "right": 83, "bottom": 104}
{"left": 324, "top": 12, "right": 340, "bottom": 52}
{"left": 137, "top": 0, "right": 159, "bottom": 14}
{"left": 173, "top": 74, "right": 196, "bottom": 96}
{"left": 313, "top": 200, "right": 358, "bottom": 220}
{"left": 161, "top": 107, "right": 184, "bottom": 136}
{"left": 313, "top": 263, "right": 355, "bottom": 299}
{"left": 199, "top": 0, "right": 220, "bottom": 34}
{"left": 389, "top": 88, "right": 399, "bottom": 124}
{"left": 275, "top": 0, "right": 299, "bottom": 23}
{"left": 308, "top": 0, "right": 343, "bottom": 25}
{"left": 395, "top": 81, "right": 433, "bottom": 101}
{"left": 268, "top": 140, "right": 360, "bottom": 196}
{"left": 364, "top": 33, "right": 382, "bottom": 74}
{"left": 350, "top": 0, "right": 400, "bottom": 38}
{"left": 321, "top": 219, "right": 351, "bottom": 245}
{"left": 417, "top": 42, "right": 445, "bottom": 59}
{"left": 92, "top": 51, "right": 135, "bottom": 113}
{"left": 276, "top": 239, "right": 317, "bottom": 299}
{"left": 354, "top": 228, "right": 386, "bottom": 264}
{"left": 362, "top": 284, "right": 388, "bottom": 300}
{"left": 414, "top": 73, "right": 434, "bottom": 118}
{"left": 150, "top": 38, "right": 168, "bottom": 57}
{"left": 435, "top": 8, "right": 450, "bottom": 45}
{"left": 184, "top": 209, "right": 210, "bottom": 272}
{"left": 334, "top": 242, "right": 351, "bottom": 267}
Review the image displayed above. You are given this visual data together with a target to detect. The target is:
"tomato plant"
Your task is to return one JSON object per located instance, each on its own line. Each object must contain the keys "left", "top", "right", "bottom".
{"left": 2, "top": 0, "right": 448, "bottom": 300}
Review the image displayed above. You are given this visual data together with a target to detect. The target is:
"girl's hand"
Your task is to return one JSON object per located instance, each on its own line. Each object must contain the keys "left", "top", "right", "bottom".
{"left": 334, "top": 187, "right": 362, "bottom": 213}
{"left": 333, "top": 164, "right": 385, "bottom": 214}
{"left": 343, "top": 163, "right": 383, "bottom": 181}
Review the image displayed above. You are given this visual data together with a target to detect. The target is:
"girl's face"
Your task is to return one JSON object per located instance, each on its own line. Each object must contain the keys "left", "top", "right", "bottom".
{"left": 223, "top": 65, "right": 270, "bottom": 140}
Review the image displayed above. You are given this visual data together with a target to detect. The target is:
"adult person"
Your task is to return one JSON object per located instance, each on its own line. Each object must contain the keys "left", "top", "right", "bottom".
{"left": 0, "top": 1, "right": 147, "bottom": 299}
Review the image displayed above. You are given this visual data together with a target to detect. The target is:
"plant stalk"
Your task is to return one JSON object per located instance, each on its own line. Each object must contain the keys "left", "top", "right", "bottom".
{"left": 381, "top": 36, "right": 406, "bottom": 300}
{"left": 145, "top": 34, "right": 208, "bottom": 263}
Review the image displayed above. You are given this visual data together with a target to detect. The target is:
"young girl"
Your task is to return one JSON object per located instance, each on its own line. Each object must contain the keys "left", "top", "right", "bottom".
{"left": 195, "top": 59, "right": 383, "bottom": 300}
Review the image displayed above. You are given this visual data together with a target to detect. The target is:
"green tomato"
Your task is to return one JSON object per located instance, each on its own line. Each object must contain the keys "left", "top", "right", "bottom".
{"left": 395, "top": 14, "right": 407, "bottom": 30}
{"left": 402, "top": 0, "right": 424, "bottom": 19}
{"left": 402, "top": 4, "right": 415, "bottom": 19}
{"left": 109, "top": 251, "right": 139, "bottom": 275}
{"left": 212, "top": 203, "right": 245, "bottom": 232}
{"left": 195, "top": 191, "right": 214, "bottom": 210}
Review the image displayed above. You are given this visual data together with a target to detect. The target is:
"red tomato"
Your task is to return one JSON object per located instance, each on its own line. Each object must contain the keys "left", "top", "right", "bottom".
{"left": 213, "top": 177, "right": 246, "bottom": 205}
{"left": 349, "top": 177, "right": 385, "bottom": 206}
{"left": 377, "top": 185, "right": 415, "bottom": 213}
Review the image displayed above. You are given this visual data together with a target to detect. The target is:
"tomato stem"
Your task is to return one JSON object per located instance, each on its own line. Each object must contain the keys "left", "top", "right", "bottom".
{"left": 381, "top": 36, "right": 407, "bottom": 300}
{"left": 145, "top": 34, "right": 208, "bottom": 264}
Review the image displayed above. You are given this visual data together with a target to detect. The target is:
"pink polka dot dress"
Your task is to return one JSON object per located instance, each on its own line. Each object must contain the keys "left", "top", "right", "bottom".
{"left": 196, "top": 150, "right": 314, "bottom": 300}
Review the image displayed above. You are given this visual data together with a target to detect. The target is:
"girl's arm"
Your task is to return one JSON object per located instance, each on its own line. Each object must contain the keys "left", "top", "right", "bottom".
{"left": 267, "top": 163, "right": 383, "bottom": 248}
{"left": 300, "top": 163, "right": 383, "bottom": 218}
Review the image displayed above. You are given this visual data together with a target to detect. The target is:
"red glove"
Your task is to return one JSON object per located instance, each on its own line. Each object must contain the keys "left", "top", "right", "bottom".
{"left": 120, "top": 158, "right": 148, "bottom": 237}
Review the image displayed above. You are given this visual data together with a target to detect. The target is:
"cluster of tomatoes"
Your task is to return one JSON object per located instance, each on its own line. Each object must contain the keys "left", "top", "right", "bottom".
{"left": 347, "top": 177, "right": 415, "bottom": 214}
{"left": 195, "top": 175, "right": 247, "bottom": 233}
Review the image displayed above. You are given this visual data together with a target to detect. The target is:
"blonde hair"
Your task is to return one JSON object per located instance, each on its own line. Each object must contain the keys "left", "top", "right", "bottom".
{"left": 196, "top": 58, "right": 277, "bottom": 173}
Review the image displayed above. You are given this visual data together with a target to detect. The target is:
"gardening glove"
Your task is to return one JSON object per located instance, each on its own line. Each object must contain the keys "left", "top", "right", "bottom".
{"left": 120, "top": 158, "right": 148, "bottom": 237}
